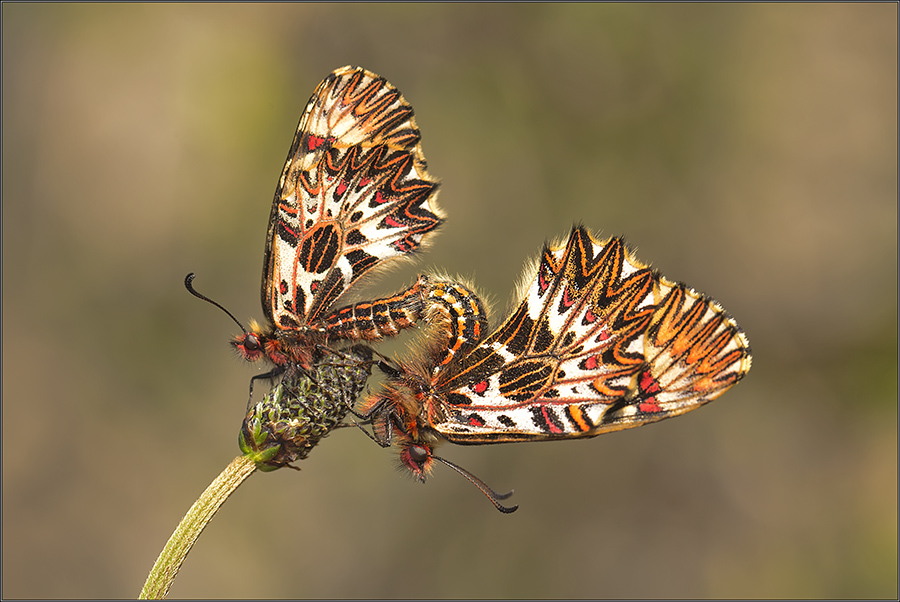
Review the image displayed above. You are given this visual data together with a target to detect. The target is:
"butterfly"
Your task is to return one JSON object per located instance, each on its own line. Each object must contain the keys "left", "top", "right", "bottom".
{"left": 360, "top": 226, "right": 753, "bottom": 512}
{"left": 186, "top": 66, "right": 444, "bottom": 468}
{"left": 216, "top": 66, "right": 443, "bottom": 381}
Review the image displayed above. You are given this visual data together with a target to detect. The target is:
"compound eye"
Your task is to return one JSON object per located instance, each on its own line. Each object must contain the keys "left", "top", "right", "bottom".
{"left": 408, "top": 445, "right": 430, "bottom": 466}
{"left": 243, "top": 333, "right": 261, "bottom": 352}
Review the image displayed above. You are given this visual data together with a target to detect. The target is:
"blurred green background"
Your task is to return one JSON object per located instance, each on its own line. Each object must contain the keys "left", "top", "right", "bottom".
{"left": 3, "top": 3, "right": 896, "bottom": 599}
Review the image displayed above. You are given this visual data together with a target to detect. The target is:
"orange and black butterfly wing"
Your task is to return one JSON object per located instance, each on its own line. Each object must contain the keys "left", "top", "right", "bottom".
{"left": 428, "top": 227, "right": 752, "bottom": 443}
{"left": 262, "top": 66, "right": 443, "bottom": 331}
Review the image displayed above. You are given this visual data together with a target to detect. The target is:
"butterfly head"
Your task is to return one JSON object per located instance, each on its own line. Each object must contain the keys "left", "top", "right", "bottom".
{"left": 231, "top": 319, "right": 308, "bottom": 368}
{"left": 398, "top": 437, "right": 519, "bottom": 513}
{"left": 398, "top": 440, "right": 435, "bottom": 482}
{"left": 232, "top": 319, "right": 271, "bottom": 361}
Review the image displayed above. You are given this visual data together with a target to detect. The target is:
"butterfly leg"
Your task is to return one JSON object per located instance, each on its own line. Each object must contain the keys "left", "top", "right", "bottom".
{"left": 375, "top": 359, "right": 402, "bottom": 378}
{"left": 247, "top": 365, "right": 286, "bottom": 409}
{"left": 339, "top": 418, "right": 393, "bottom": 449}
{"left": 341, "top": 400, "right": 398, "bottom": 448}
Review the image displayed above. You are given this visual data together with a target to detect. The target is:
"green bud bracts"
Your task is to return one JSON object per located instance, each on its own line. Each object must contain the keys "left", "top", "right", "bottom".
{"left": 238, "top": 345, "right": 373, "bottom": 470}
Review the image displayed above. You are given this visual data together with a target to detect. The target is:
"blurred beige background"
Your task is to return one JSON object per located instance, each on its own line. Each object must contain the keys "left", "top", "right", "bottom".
{"left": 3, "top": 3, "right": 896, "bottom": 599}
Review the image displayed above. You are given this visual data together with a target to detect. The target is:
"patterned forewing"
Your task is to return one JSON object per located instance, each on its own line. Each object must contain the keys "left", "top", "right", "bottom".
{"left": 262, "top": 66, "right": 443, "bottom": 329}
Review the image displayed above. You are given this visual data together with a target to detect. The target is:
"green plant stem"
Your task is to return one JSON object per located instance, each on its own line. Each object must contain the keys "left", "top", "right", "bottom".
{"left": 139, "top": 455, "right": 257, "bottom": 599}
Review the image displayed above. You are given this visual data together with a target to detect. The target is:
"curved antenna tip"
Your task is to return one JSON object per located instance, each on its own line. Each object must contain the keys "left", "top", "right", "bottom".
{"left": 431, "top": 453, "right": 519, "bottom": 514}
{"left": 183, "top": 272, "right": 247, "bottom": 334}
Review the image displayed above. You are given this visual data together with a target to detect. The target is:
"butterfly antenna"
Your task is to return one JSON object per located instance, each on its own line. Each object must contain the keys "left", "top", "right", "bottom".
{"left": 431, "top": 454, "right": 518, "bottom": 514}
{"left": 184, "top": 273, "right": 248, "bottom": 334}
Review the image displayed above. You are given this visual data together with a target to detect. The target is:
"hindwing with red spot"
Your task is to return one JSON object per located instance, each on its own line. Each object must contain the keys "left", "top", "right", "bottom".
{"left": 420, "top": 226, "right": 752, "bottom": 443}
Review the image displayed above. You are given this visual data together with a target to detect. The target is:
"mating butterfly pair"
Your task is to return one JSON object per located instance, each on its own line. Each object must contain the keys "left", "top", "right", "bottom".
{"left": 199, "top": 66, "right": 751, "bottom": 511}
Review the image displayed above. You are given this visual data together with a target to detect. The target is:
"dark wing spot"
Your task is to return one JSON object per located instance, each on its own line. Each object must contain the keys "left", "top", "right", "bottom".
{"left": 498, "top": 415, "right": 516, "bottom": 427}
{"left": 498, "top": 360, "right": 553, "bottom": 402}
{"left": 445, "top": 392, "right": 472, "bottom": 407}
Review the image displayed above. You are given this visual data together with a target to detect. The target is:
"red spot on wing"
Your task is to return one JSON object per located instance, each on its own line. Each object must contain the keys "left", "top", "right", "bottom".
{"left": 384, "top": 215, "right": 404, "bottom": 228}
{"left": 392, "top": 237, "right": 415, "bottom": 253}
{"left": 639, "top": 398, "right": 662, "bottom": 413}
{"left": 336, "top": 181, "right": 348, "bottom": 196}
{"left": 359, "top": 177, "right": 372, "bottom": 187}
{"left": 308, "top": 134, "right": 326, "bottom": 150}
{"left": 279, "top": 220, "right": 298, "bottom": 239}
{"left": 473, "top": 380, "right": 488, "bottom": 395}
{"left": 542, "top": 406, "right": 563, "bottom": 434}
{"left": 538, "top": 272, "right": 549, "bottom": 293}
{"left": 637, "top": 371, "right": 663, "bottom": 413}
{"left": 561, "top": 287, "right": 575, "bottom": 308}
{"left": 584, "top": 355, "right": 598, "bottom": 370}
{"left": 584, "top": 308, "right": 597, "bottom": 323}
{"left": 374, "top": 190, "right": 389, "bottom": 204}
{"left": 639, "top": 371, "right": 662, "bottom": 395}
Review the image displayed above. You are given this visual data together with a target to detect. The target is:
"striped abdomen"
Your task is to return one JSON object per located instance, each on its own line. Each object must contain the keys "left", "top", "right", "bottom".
{"left": 318, "top": 275, "right": 429, "bottom": 341}
{"left": 424, "top": 280, "right": 488, "bottom": 369}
